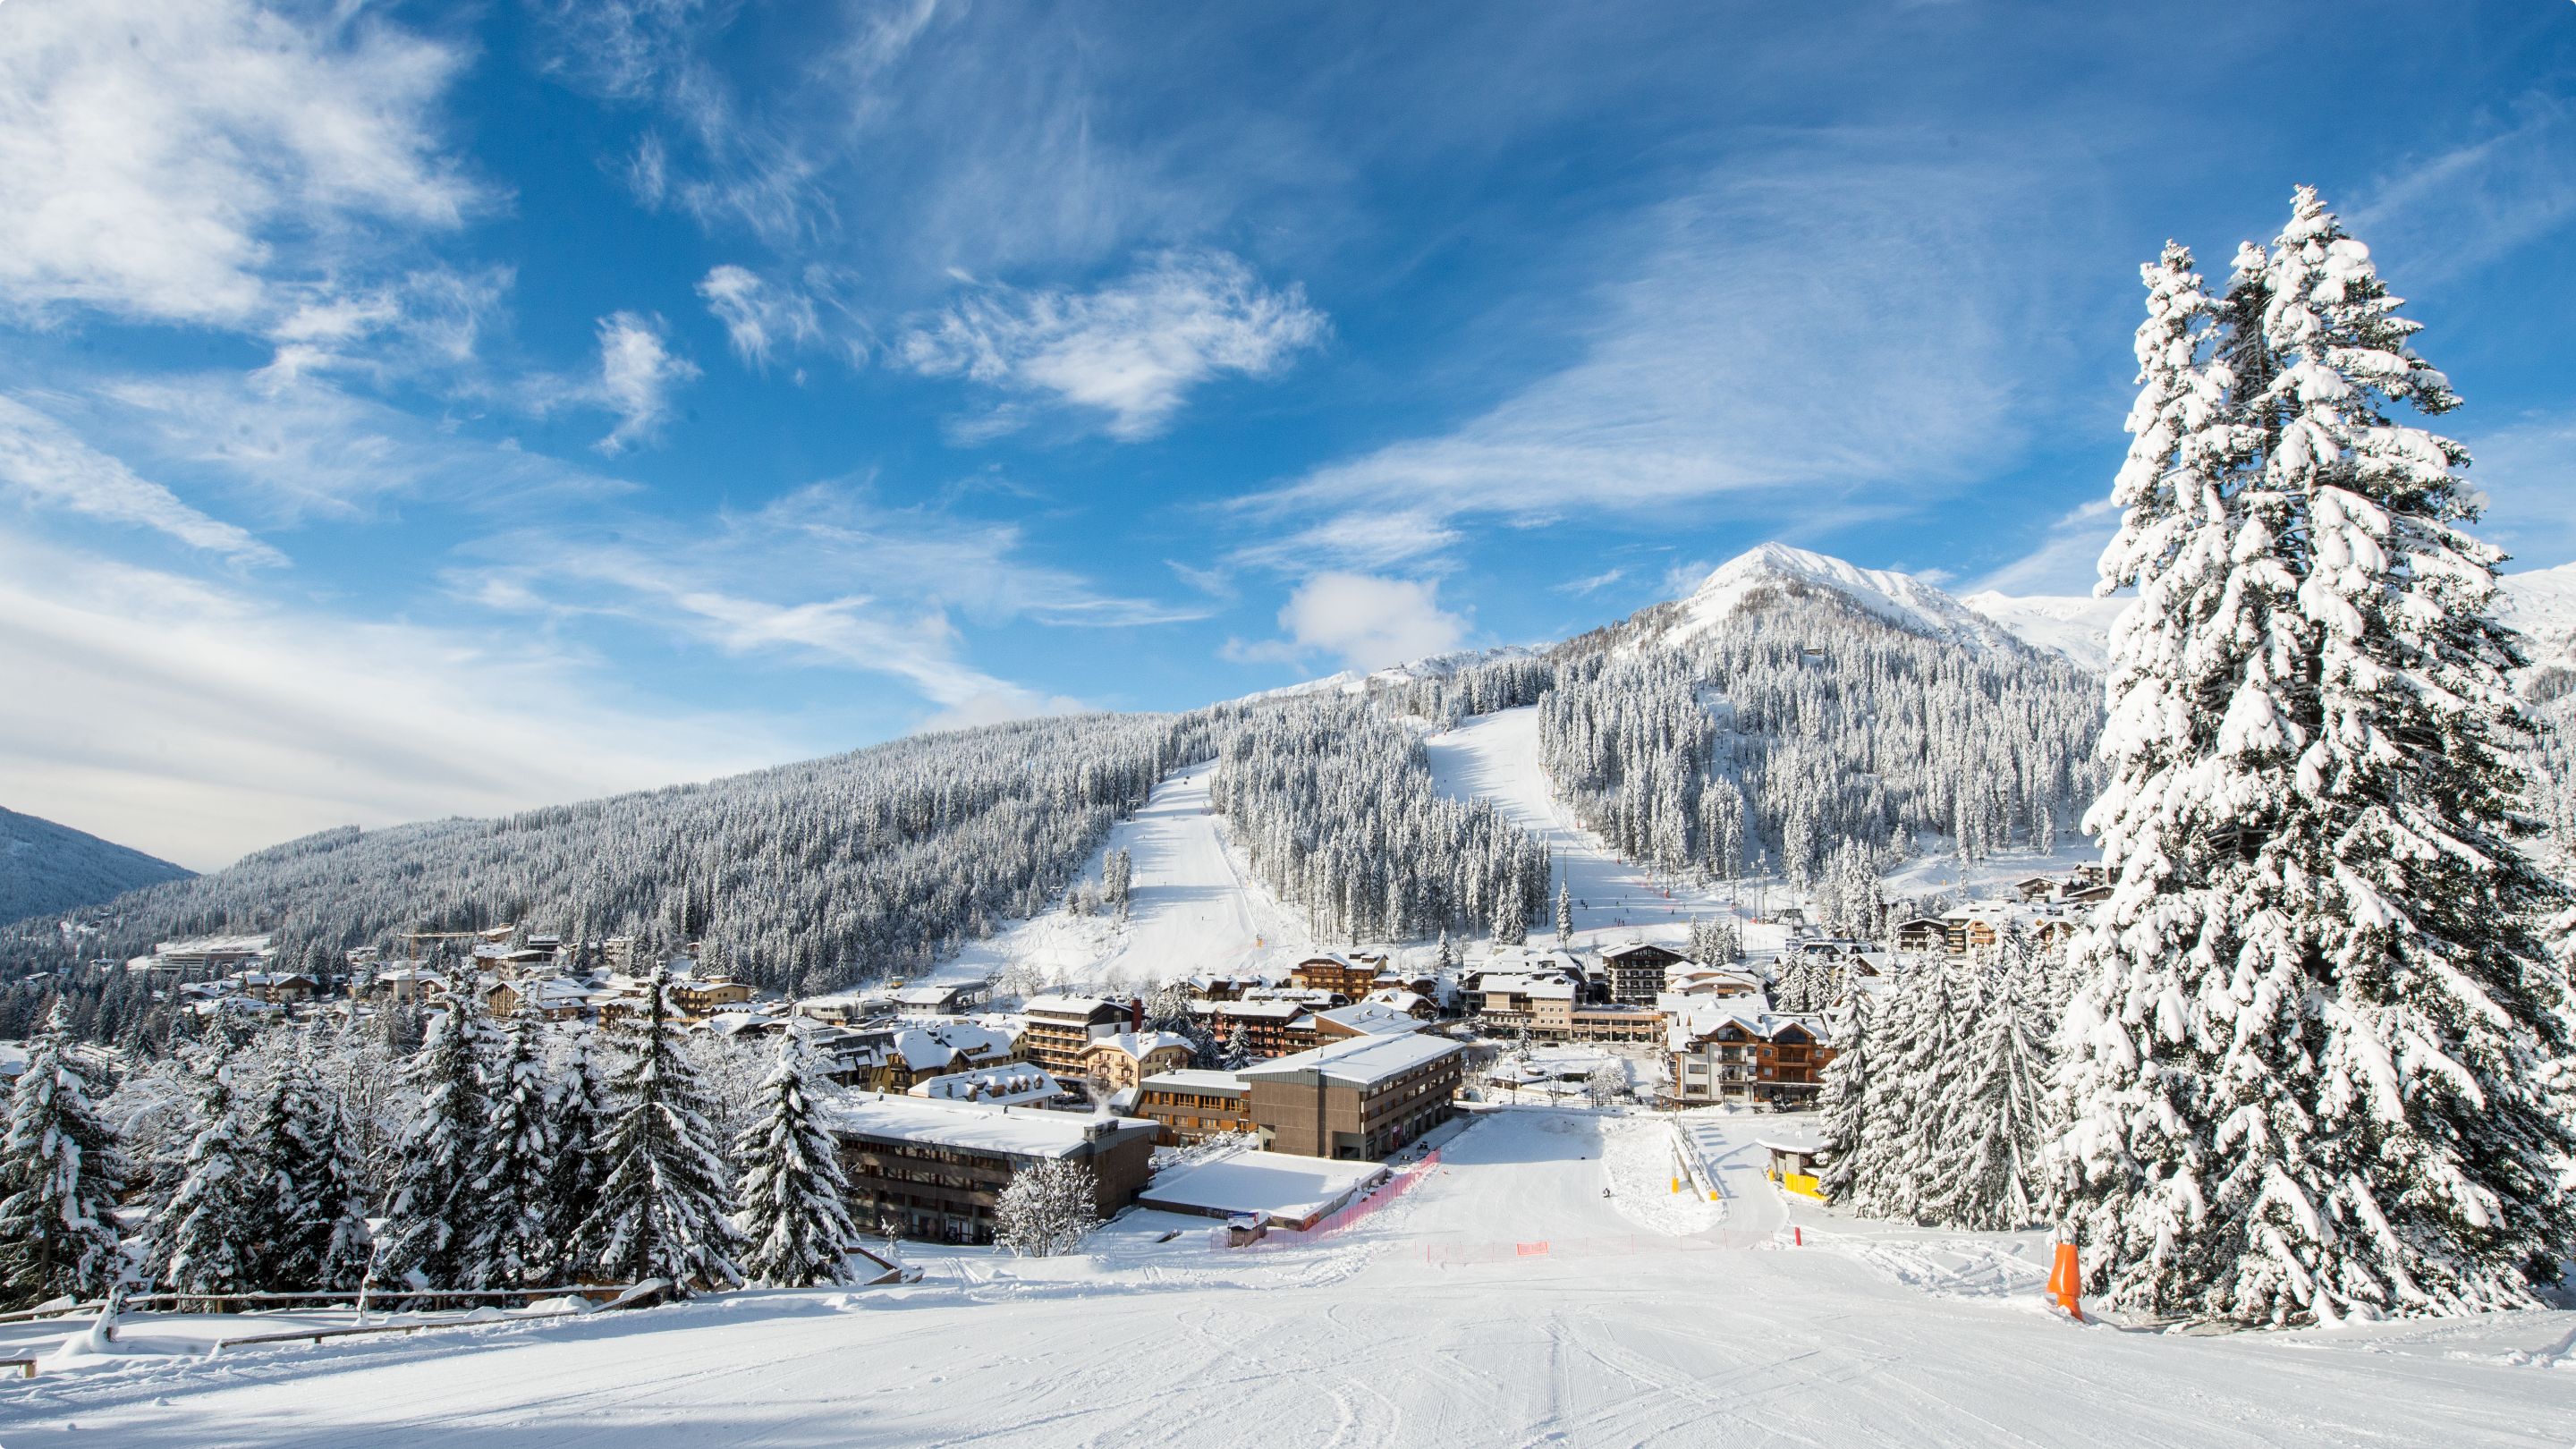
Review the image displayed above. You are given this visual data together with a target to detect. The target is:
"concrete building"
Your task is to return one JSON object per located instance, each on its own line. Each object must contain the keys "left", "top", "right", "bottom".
{"left": 1238, "top": 1033, "right": 1463, "bottom": 1160}
{"left": 826, "top": 1092, "right": 1159, "bottom": 1245}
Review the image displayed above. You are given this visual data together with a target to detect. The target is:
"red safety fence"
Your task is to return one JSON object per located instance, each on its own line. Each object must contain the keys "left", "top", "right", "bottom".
{"left": 1214, "top": 1148, "right": 1445, "bottom": 1250}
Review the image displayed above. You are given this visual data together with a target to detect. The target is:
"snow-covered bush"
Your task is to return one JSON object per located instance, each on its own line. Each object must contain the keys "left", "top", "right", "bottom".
{"left": 992, "top": 1160, "right": 1097, "bottom": 1258}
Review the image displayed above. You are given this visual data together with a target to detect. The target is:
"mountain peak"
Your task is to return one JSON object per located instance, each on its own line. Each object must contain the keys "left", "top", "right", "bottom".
{"left": 1665, "top": 542, "right": 2023, "bottom": 655}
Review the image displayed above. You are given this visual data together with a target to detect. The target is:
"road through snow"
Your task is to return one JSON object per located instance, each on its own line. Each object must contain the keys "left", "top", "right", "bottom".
{"left": 13, "top": 1109, "right": 2570, "bottom": 1448}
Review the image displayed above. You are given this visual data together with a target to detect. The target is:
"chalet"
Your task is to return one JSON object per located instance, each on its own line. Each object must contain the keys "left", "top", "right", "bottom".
{"left": 366, "top": 967, "right": 445, "bottom": 1005}
{"left": 1661, "top": 968, "right": 1766, "bottom": 1000}
{"left": 1892, "top": 917, "right": 1948, "bottom": 954}
{"left": 833, "top": 1021, "right": 1021, "bottom": 1093}
{"left": 1239, "top": 1033, "right": 1464, "bottom": 1160}
{"left": 1287, "top": 952, "right": 1386, "bottom": 1001}
{"left": 2013, "top": 876, "right": 2060, "bottom": 902}
{"left": 1019, "top": 996, "right": 1129, "bottom": 1074}
{"left": 1192, "top": 998, "right": 1317, "bottom": 1059}
{"left": 795, "top": 991, "right": 898, "bottom": 1025}
{"left": 228, "top": 970, "right": 318, "bottom": 1004}
{"left": 826, "top": 1093, "right": 1159, "bottom": 1245}
{"left": 1080, "top": 1031, "right": 1196, "bottom": 1092}
{"left": 1941, "top": 911, "right": 2004, "bottom": 957}
{"left": 1136, "top": 1069, "right": 1256, "bottom": 1144}
{"left": 1598, "top": 942, "right": 1690, "bottom": 1005}
{"left": 2061, "top": 883, "right": 2114, "bottom": 905}
{"left": 665, "top": 973, "right": 758, "bottom": 1018}
{"left": 1665, "top": 1006, "right": 1837, "bottom": 1107}
{"left": 1184, "top": 974, "right": 1261, "bottom": 1003}
{"left": 1479, "top": 975, "right": 1665, "bottom": 1045}
{"left": 1363, "top": 988, "right": 1436, "bottom": 1021}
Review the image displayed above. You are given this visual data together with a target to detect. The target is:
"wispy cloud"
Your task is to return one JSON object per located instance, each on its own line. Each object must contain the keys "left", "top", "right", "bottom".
{"left": 0, "top": 395, "right": 282, "bottom": 566}
{"left": 1555, "top": 566, "right": 1626, "bottom": 597}
{"left": 591, "top": 312, "right": 700, "bottom": 453}
{"left": 92, "top": 371, "right": 635, "bottom": 523}
{"left": 2349, "top": 97, "right": 2576, "bottom": 283}
{"left": 1964, "top": 497, "right": 2119, "bottom": 597}
{"left": 699, "top": 265, "right": 821, "bottom": 369}
{"left": 0, "top": 521, "right": 786, "bottom": 869}
{"left": 1235, "top": 141, "right": 2049, "bottom": 566}
{"left": 0, "top": 0, "right": 479, "bottom": 330}
{"left": 894, "top": 250, "right": 1326, "bottom": 439}
{"left": 450, "top": 482, "right": 1203, "bottom": 717}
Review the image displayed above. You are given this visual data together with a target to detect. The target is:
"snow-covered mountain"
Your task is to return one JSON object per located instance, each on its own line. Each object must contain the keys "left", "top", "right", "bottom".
{"left": 0, "top": 806, "right": 191, "bottom": 923}
{"left": 2499, "top": 563, "right": 2576, "bottom": 679}
{"left": 1956, "top": 591, "right": 2131, "bottom": 673}
{"left": 1654, "top": 543, "right": 2030, "bottom": 657}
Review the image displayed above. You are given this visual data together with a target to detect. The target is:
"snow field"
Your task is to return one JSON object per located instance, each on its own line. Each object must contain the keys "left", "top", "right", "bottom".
{"left": 936, "top": 758, "right": 1317, "bottom": 994}
{"left": 4, "top": 1107, "right": 2572, "bottom": 1446}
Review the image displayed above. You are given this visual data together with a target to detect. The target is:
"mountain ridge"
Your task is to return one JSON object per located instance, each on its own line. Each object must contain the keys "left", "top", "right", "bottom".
{"left": 0, "top": 806, "right": 194, "bottom": 924}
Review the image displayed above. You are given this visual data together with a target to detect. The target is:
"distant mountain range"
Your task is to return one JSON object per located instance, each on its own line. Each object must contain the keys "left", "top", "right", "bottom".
{"left": 0, "top": 807, "right": 192, "bottom": 923}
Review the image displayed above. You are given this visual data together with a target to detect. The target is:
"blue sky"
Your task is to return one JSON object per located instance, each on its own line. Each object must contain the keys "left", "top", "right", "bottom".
{"left": 3, "top": 0, "right": 2572, "bottom": 868}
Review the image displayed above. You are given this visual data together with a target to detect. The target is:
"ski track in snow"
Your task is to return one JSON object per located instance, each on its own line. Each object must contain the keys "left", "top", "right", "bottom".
{"left": 934, "top": 758, "right": 1316, "bottom": 993}
{"left": 8, "top": 1108, "right": 2570, "bottom": 1447}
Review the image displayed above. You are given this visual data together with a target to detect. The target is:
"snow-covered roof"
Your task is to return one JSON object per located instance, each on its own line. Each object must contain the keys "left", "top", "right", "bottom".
{"left": 1238, "top": 1032, "right": 1464, "bottom": 1088}
{"left": 825, "top": 1091, "right": 1155, "bottom": 1159}
{"left": 1478, "top": 973, "right": 1576, "bottom": 1000}
{"left": 1667, "top": 1004, "right": 1833, "bottom": 1052}
{"left": 154, "top": 934, "right": 274, "bottom": 957}
{"left": 910, "top": 1064, "right": 1059, "bottom": 1106}
{"left": 892, "top": 985, "right": 969, "bottom": 1005}
{"left": 1021, "top": 994, "right": 1112, "bottom": 1018}
{"left": 1314, "top": 1003, "right": 1424, "bottom": 1037}
{"left": 1141, "top": 1069, "right": 1246, "bottom": 1096}
{"left": 1141, "top": 1151, "right": 1388, "bottom": 1223}
{"left": 1209, "top": 999, "right": 1308, "bottom": 1021}
{"left": 1086, "top": 1030, "right": 1194, "bottom": 1061}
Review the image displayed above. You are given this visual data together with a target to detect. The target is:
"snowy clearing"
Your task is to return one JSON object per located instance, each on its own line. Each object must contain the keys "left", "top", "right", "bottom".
{"left": 935, "top": 759, "right": 1315, "bottom": 994}
{"left": 13, "top": 1107, "right": 2569, "bottom": 1447}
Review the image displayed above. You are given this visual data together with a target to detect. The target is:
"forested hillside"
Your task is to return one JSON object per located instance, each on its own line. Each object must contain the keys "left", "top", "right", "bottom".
{"left": 2, "top": 715, "right": 1206, "bottom": 993}
{"left": 0, "top": 807, "right": 192, "bottom": 922}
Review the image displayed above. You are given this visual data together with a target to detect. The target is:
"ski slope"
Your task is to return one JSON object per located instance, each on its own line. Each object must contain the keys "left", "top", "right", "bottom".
{"left": 936, "top": 758, "right": 1314, "bottom": 995}
{"left": 11, "top": 1108, "right": 2568, "bottom": 1447}
{"left": 1423, "top": 706, "right": 1756, "bottom": 947}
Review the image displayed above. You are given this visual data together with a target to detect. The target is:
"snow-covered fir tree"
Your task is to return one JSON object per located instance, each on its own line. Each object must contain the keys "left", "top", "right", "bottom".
{"left": 378, "top": 978, "right": 499, "bottom": 1291}
{"left": 2055, "top": 192, "right": 2576, "bottom": 1326}
{"left": 544, "top": 1027, "right": 613, "bottom": 1282}
{"left": 733, "top": 1030, "right": 859, "bottom": 1287}
{"left": 281, "top": 1034, "right": 373, "bottom": 1291}
{"left": 161, "top": 1055, "right": 254, "bottom": 1298}
{"left": 579, "top": 970, "right": 741, "bottom": 1291}
{"left": 0, "top": 1001, "right": 127, "bottom": 1303}
{"left": 992, "top": 1159, "right": 1098, "bottom": 1257}
{"left": 1815, "top": 987, "right": 1878, "bottom": 1207}
{"left": 1919, "top": 931, "right": 2055, "bottom": 1231}
{"left": 1491, "top": 886, "right": 1527, "bottom": 945}
{"left": 1555, "top": 881, "right": 1575, "bottom": 943}
{"left": 476, "top": 1007, "right": 558, "bottom": 1285}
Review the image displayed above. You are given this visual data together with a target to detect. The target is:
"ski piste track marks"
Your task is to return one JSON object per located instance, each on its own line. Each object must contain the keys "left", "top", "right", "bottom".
{"left": 9, "top": 1116, "right": 2574, "bottom": 1445}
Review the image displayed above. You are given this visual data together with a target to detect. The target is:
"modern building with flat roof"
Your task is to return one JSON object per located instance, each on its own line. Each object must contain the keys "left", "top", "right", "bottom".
{"left": 825, "top": 1091, "right": 1159, "bottom": 1245}
{"left": 1238, "top": 1033, "right": 1462, "bottom": 1160}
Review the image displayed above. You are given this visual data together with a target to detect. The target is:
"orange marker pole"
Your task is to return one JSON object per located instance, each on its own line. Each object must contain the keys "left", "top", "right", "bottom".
{"left": 2046, "top": 1239, "right": 2083, "bottom": 1321}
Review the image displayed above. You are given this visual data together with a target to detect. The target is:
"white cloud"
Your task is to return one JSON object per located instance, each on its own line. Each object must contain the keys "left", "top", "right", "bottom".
{"left": 0, "top": 395, "right": 281, "bottom": 566}
{"left": 591, "top": 313, "right": 701, "bottom": 453}
{"left": 0, "top": 523, "right": 787, "bottom": 869}
{"left": 699, "top": 265, "right": 819, "bottom": 369}
{"left": 1965, "top": 497, "right": 2120, "bottom": 597}
{"left": 2349, "top": 97, "right": 2576, "bottom": 283}
{"left": 896, "top": 250, "right": 1326, "bottom": 439}
{"left": 95, "top": 370, "right": 635, "bottom": 523}
{"left": 1555, "top": 566, "right": 1626, "bottom": 597}
{"left": 0, "top": 0, "right": 477, "bottom": 329}
{"left": 450, "top": 482, "right": 1200, "bottom": 715}
{"left": 1239, "top": 144, "right": 2046, "bottom": 564}
{"left": 2464, "top": 411, "right": 2576, "bottom": 570}
{"left": 1240, "top": 572, "right": 1468, "bottom": 674}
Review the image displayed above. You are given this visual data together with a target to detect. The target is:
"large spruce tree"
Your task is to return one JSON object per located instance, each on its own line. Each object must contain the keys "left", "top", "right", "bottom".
{"left": 0, "top": 1001, "right": 127, "bottom": 1303}
{"left": 2056, "top": 191, "right": 2576, "bottom": 1326}
{"left": 733, "top": 1030, "right": 859, "bottom": 1288}
{"left": 578, "top": 970, "right": 741, "bottom": 1291}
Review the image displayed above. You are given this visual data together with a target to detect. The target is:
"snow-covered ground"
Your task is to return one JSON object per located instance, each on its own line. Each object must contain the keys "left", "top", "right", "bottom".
{"left": 933, "top": 759, "right": 1315, "bottom": 996}
{"left": 10, "top": 1108, "right": 2567, "bottom": 1446}
{"left": 1425, "top": 707, "right": 1776, "bottom": 951}
{"left": 1958, "top": 589, "right": 2131, "bottom": 672}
